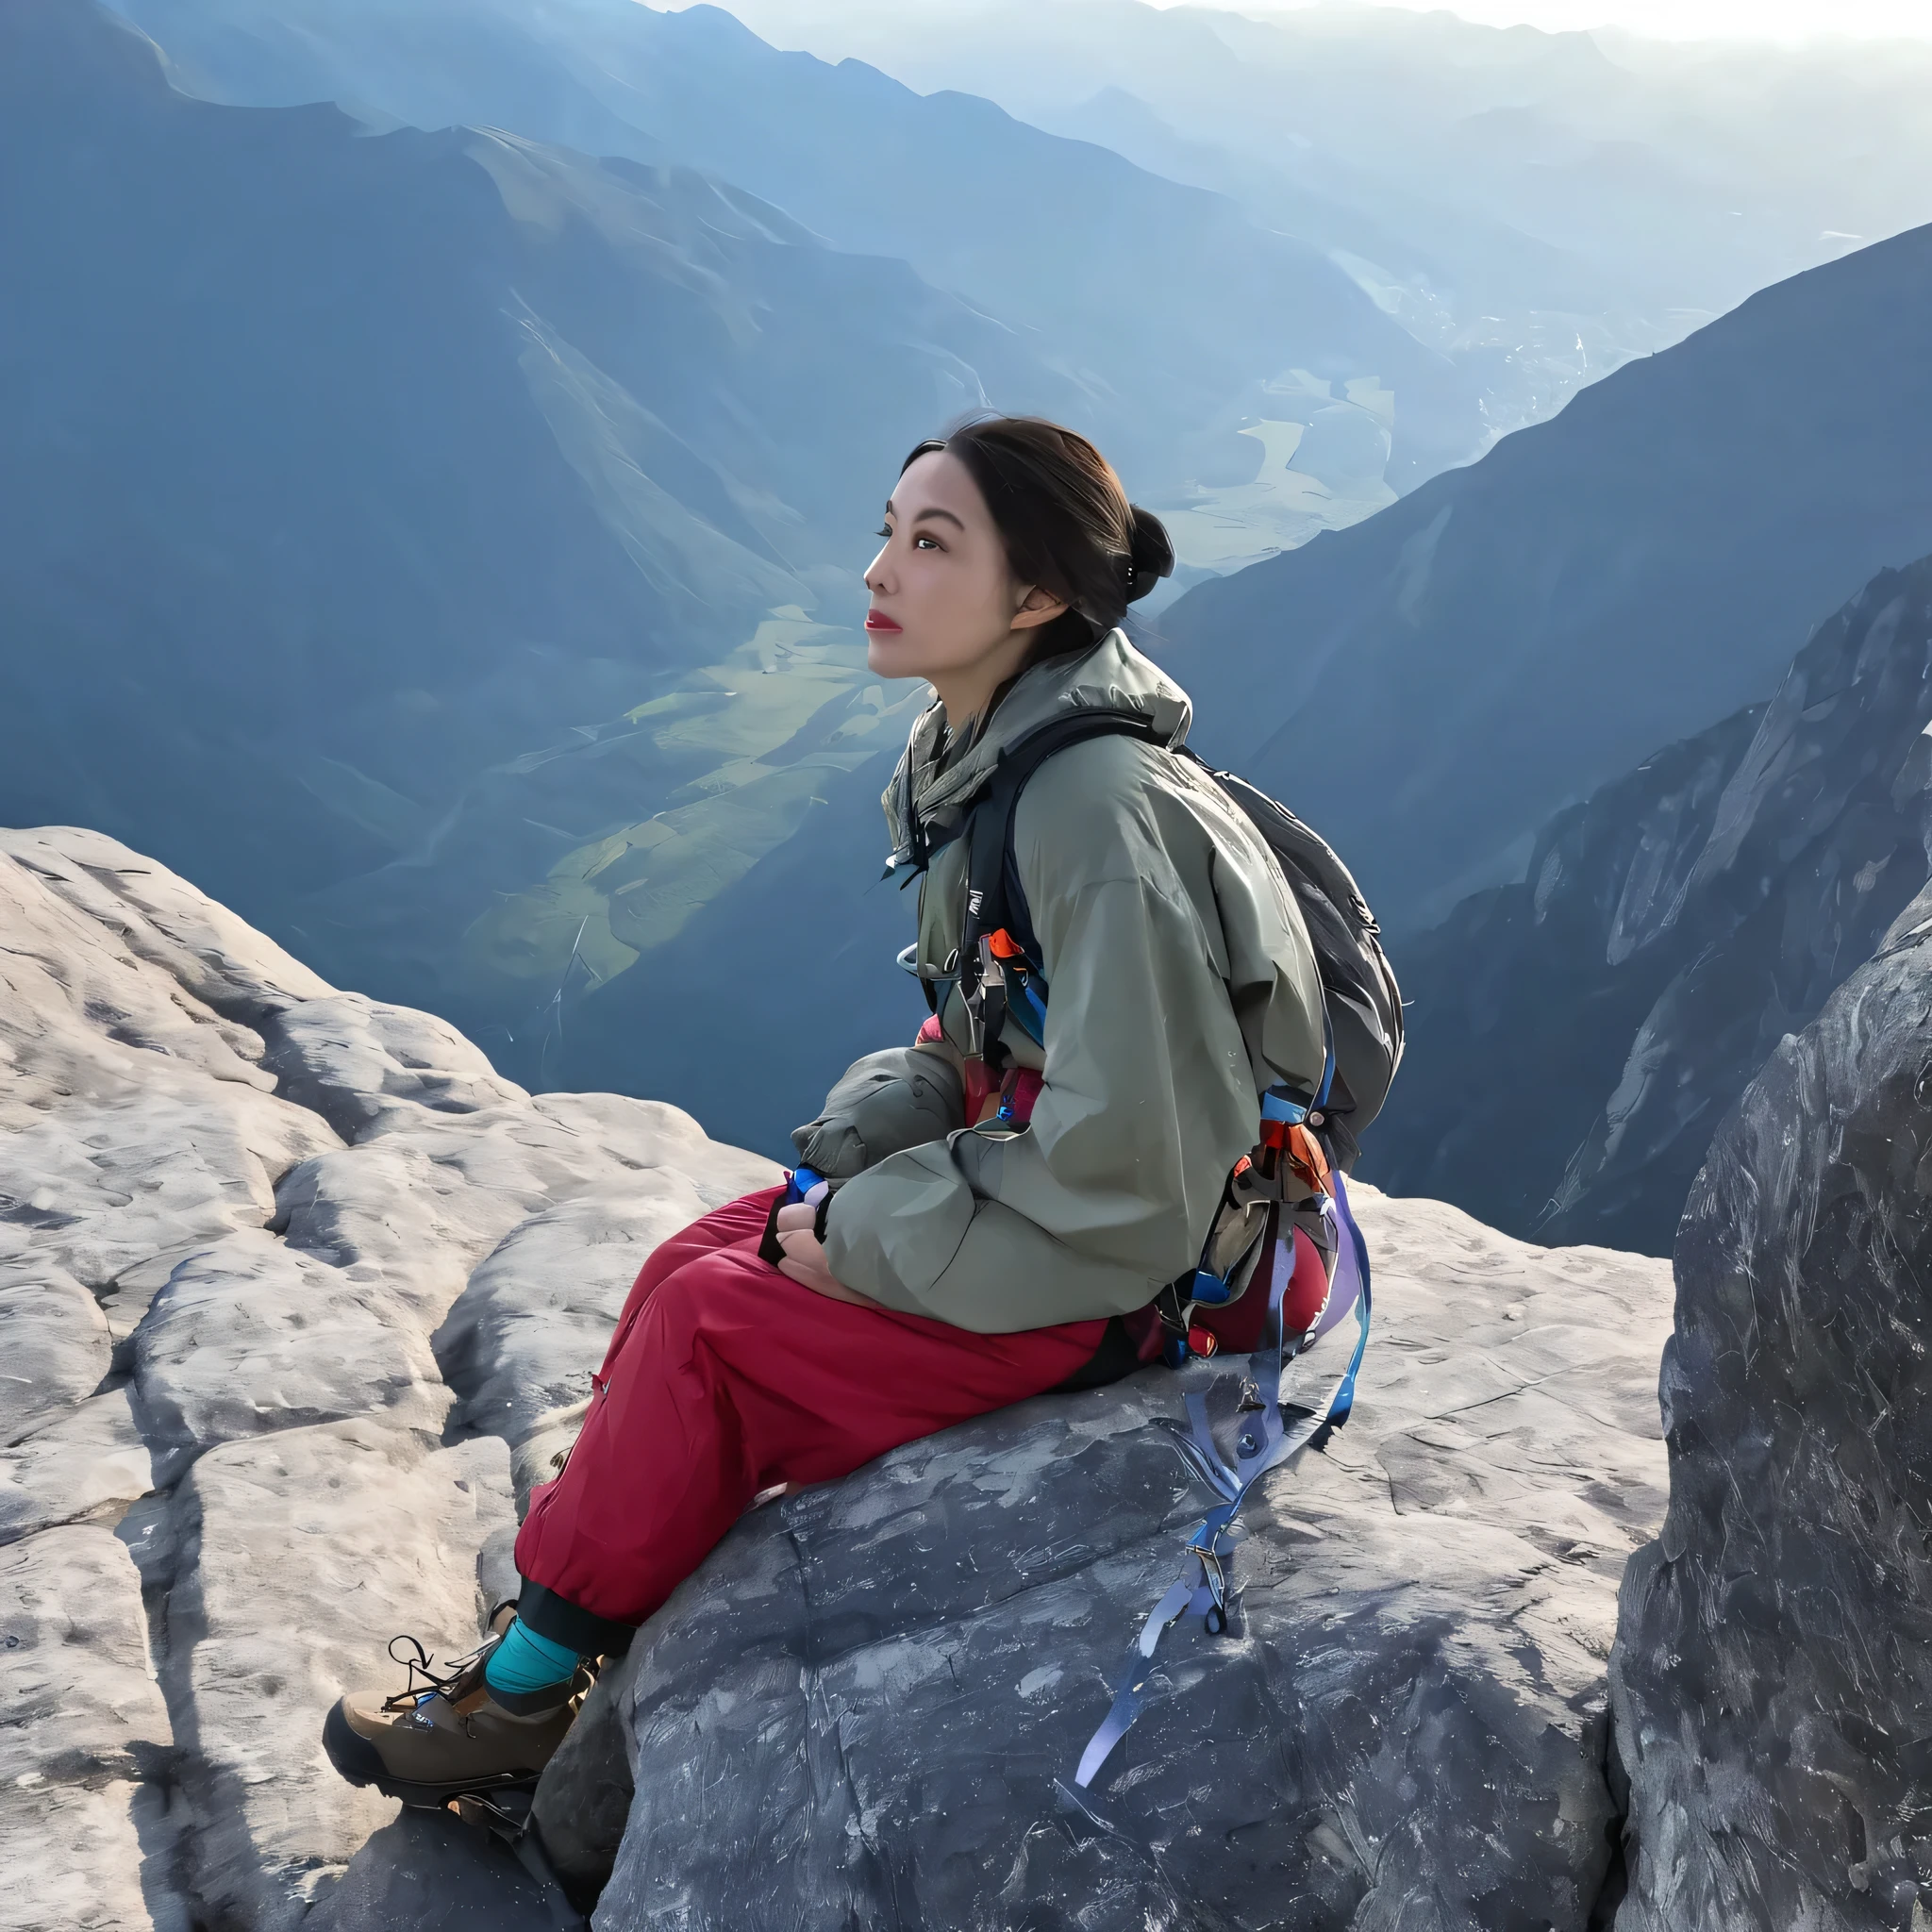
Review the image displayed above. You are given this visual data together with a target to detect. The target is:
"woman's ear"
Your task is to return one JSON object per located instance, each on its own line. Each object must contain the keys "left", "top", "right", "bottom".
{"left": 1011, "top": 583, "right": 1070, "bottom": 631}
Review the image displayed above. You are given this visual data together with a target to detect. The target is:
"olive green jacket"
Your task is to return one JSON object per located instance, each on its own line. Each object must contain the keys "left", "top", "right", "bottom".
{"left": 794, "top": 630, "right": 1326, "bottom": 1334}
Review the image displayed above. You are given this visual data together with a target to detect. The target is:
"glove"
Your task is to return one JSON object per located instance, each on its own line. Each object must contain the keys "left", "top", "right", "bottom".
{"left": 758, "top": 1167, "right": 830, "bottom": 1266}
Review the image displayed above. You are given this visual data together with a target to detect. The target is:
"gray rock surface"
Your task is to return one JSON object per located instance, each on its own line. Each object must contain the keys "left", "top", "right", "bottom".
{"left": 0, "top": 1384, "right": 154, "bottom": 1543}
{"left": 169, "top": 1422, "right": 516, "bottom": 1930}
{"left": 304, "top": 1809, "right": 586, "bottom": 1932}
{"left": 536, "top": 1189, "right": 1674, "bottom": 1931}
{"left": 5, "top": 824, "right": 1680, "bottom": 1931}
{"left": 0, "top": 1525, "right": 175, "bottom": 1932}
{"left": 1609, "top": 878, "right": 1932, "bottom": 1927}
{"left": 0, "top": 826, "right": 776, "bottom": 1931}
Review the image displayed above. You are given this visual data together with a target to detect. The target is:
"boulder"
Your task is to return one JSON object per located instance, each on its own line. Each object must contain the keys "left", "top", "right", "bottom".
{"left": 1609, "top": 880, "right": 1932, "bottom": 1926}
{"left": 1, "top": 1274, "right": 114, "bottom": 1441}
{"left": 539, "top": 1191, "right": 1674, "bottom": 1931}
{"left": 257, "top": 994, "right": 528, "bottom": 1145}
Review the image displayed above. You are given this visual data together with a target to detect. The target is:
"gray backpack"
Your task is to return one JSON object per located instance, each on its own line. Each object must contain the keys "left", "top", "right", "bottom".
{"left": 951, "top": 712, "right": 1405, "bottom": 1168}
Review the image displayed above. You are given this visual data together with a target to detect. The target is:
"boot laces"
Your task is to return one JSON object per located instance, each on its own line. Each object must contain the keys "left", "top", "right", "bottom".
{"left": 380, "top": 1633, "right": 489, "bottom": 1713}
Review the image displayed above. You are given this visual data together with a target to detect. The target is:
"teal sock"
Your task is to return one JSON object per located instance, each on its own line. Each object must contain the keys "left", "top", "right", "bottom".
{"left": 484, "top": 1616, "right": 579, "bottom": 1697}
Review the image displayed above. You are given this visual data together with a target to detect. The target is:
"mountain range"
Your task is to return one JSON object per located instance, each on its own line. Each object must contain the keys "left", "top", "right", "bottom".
{"left": 0, "top": 0, "right": 1482, "bottom": 1157}
{"left": 107, "top": 0, "right": 1481, "bottom": 561}
{"left": 730, "top": 0, "right": 1932, "bottom": 439}
{"left": 1159, "top": 219, "right": 1932, "bottom": 934}
{"left": 1370, "top": 549, "right": 1932, "bottom": 1256}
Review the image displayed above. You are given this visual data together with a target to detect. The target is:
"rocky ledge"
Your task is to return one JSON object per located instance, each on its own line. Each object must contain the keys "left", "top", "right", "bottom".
{"left": 0, "top": 828, "right": 776, "bottom": 1931}
{"left": 2, "top": 826, "right": 1674, "bottom": 1930}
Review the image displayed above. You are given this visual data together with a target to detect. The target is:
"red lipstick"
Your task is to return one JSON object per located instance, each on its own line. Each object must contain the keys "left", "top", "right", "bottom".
{"left": 864, "top": 610, "right": 902, "bottom": 633}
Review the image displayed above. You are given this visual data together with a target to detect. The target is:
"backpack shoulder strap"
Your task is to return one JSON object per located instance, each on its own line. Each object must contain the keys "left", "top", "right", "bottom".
{"left": 957, "top": 710, "right": 1160, "bottom": 1067}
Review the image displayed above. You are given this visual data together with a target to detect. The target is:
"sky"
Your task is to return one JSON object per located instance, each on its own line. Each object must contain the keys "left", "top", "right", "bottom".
{"left": 1167, "top": 0, "right": 1932, "bottom": 38}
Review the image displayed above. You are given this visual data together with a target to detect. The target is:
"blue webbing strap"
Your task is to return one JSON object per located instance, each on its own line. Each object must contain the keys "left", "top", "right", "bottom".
{"left": 1325, "top": 1177, "right": 1372, "bottom": 1424}
{"left": 1072, "top": 1173, "right": 1372, "bottom": 1790}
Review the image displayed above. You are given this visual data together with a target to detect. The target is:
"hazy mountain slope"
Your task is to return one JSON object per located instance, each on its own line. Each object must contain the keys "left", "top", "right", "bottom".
{"left": 294, "top": 614, "right": 933, "bottom": 1133}
{"left": 1200, "top": 5, "right": 1932, "bottom": 318}
{"left": 724, "top": 3, "right": 1630, "bottom": 341}
{"left": 106, "top": 0, "right": 1483, "bottom": 529}
{"left": 1157, "top": 221, "right": 1932, "bottom": 931}
{"left": 542, "top": 736, "right": 922, "bottom": 1156}
{"left": 1370, "top": 555, "right": 1932, "bottom": 1257}
{"left": 0, "top": 0, "right": 1078, "bottom": 1040}
{"left": 725, "top": 0, "right": 1932, "bottom": 435}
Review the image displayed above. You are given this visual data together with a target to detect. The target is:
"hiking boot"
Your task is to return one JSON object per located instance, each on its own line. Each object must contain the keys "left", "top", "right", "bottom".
{"left": 322, "top": 1611, "right": 590, "bottom": 1808}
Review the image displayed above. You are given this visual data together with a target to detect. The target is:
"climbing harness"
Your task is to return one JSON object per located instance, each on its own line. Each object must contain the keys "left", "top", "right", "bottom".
{"left": 1074, "top": 1171, "right": 1371, "bottom": 1788}
{"left": 955, "top": 710, "right": 1162, "bottom": 1073}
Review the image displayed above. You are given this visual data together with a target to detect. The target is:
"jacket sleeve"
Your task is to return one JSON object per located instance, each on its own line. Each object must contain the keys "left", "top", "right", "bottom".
{"left": 791, "top": 1044, "right": 964, "bottom": 1182}
{"left": 823, "top": 756, "right": 1324, "bottom": 1331}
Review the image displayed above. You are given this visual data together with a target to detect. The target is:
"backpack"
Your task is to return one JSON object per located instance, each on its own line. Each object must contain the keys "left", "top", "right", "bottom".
{"left": 927, "top": 709, "right": 1401, "bottom": 1789}
{"left": 946, "top": 709, "right": 1404, "bottom": 1169}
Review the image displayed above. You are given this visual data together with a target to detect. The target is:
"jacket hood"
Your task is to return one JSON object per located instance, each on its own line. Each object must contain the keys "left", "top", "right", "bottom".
{"left": 883, "top": 629, "right": 1193, "bottom": 867}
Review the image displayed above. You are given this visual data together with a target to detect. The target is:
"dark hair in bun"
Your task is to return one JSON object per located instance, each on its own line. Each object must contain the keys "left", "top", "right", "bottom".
{"left": 900, "top": 415, "right": 1173, "bottom": 659}
{"left": 1125, "top": 504, "right": 1176, "bottom": 605}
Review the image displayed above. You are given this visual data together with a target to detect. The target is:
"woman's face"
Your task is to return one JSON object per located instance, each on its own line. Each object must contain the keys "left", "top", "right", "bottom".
{"left": 861, "top": 450, "right": 1063, "bottom": 703}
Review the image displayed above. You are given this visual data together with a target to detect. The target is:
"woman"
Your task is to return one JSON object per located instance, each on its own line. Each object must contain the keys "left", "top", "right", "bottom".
{"left": 324, "top": 417, "right": 1327, "bottom": 1807}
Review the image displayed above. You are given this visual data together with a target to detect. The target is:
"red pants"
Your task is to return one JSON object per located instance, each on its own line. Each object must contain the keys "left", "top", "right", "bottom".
{"left": 511, "top": 1187, "right": 1116, "bottom": 1645}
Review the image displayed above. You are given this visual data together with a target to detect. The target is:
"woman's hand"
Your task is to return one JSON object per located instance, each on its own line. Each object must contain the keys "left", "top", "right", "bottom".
{"left": 774, "top": 1202, "right": 888, "bottom": 1308}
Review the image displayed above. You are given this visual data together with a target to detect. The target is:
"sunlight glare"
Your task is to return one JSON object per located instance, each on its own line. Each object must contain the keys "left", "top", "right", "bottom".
{"left": 1164, "top": 0, "right": 1932, "bottom": 41}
